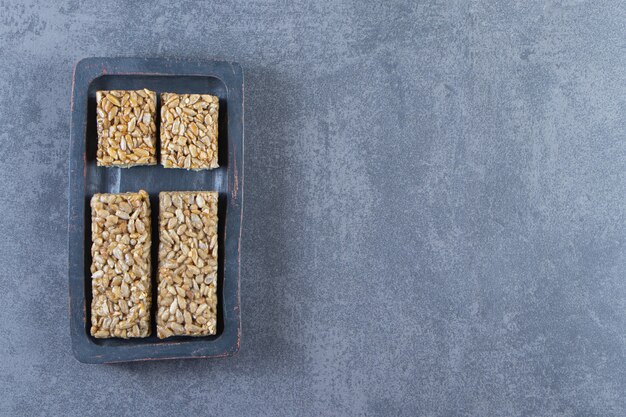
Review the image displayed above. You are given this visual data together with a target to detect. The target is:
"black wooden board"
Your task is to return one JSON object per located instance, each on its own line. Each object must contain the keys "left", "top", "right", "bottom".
{"left": 68, "top": 58, "right": 243, "bottom": 363}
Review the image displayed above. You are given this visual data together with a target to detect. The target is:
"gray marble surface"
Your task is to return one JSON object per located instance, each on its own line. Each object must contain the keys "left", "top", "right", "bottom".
{"left": 1, "top": 1, "right": 625, "bottom": 416}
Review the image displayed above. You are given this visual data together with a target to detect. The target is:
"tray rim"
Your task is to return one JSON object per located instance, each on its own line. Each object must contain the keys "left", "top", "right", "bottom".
{"left": 68, "top": 57, "right": 243, "bottom": 363}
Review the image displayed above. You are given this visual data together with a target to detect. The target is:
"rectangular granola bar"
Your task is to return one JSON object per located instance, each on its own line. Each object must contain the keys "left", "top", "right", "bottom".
{"left": 160, "top": 93, "right": 219, "bottom": 170}
{"left": 90, "top": 190, "right": 152, "bottom": 338}
{"left": 96, "top": 89, "right": 157, "bottom": 167}
{"left": 157, "top": 191, "right": 218, "bottom": 338}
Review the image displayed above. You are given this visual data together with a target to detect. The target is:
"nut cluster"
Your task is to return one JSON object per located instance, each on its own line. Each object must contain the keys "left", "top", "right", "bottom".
{"left": 160, "top": 93, "right": 219, "bottom": 170}
{"left": 157, "top": 191, "right": 218, "bottom": 338}
{"left": 90, "top": 191, "right": 151, "bottom": 338}
{"left": 96, "top": 89, "right": 157, "bottom": 167}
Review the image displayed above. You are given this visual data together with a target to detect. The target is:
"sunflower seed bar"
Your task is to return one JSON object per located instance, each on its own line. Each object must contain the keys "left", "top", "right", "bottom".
{"left": 160, "top": 93, "right": 219, "bottom": 170}
{"left": 157, "top": 191, "right": 218, "bottom": 338}
{"left": 90, "top": 190, "right": 152, "bottom": 338}
{"left": 96, "top": 89, "right": 157, "bottom": 167}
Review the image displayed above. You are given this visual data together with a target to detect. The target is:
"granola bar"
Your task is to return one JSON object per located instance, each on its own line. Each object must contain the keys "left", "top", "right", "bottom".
{"left": 160, "top": 93, "right": 219, "bottom": 170}
{"left": 90, "top": 190, "right": 152, "bottom": 338}
{"left": 157, "top": 191, "right": 218, "bottom": 338}
{"left": 96, "top": 89, "right": 157, "bottom": 167}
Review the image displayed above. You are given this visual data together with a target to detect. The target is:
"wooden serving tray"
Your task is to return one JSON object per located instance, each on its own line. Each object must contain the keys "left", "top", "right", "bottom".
{"left": 68, "top": 57, "right": 243, "bottom": 363}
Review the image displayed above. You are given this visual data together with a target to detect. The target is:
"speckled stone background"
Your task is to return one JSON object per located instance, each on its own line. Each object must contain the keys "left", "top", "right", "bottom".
{"left": 1, "top": 0, "right": 625, "bottom": 416}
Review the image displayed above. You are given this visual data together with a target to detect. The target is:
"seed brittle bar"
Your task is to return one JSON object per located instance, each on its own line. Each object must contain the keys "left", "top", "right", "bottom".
{"left": 96, "top": 89, "right": 157, "bottom": 167}
{"left": 157, "top": 191, "right": 218, "bottom": 338}
{"left": 160, "top": 93, "right": 219, "bottom": 170}
{"left": 90, "top": 190, "right": 152, "bottom": 338}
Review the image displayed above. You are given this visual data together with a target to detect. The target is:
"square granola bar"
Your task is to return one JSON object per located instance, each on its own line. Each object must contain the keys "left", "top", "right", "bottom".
{"left": 157, "top": 191, "right": 218, "bottom": 338}
{"left": 96, "top": 89, "right": 157, "bottom": 167}
{"left": 90, "top": 190, "right": 152, "bottom": 338}
{"left": 160, "top": 93, "right": 219, "bottom": 170}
